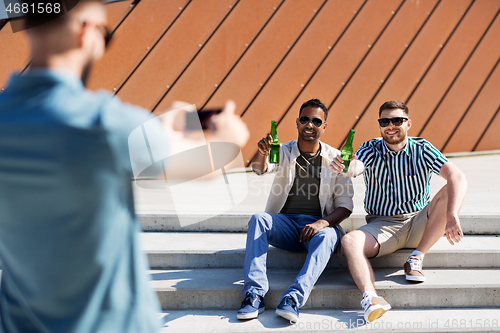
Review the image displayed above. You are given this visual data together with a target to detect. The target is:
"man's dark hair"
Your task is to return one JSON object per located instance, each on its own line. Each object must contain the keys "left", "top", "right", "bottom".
{"left": 23, "top": 0, "right": 98, "bottom": 31}
{"left": 299, "top": 98, "right": 328, "bottom": 120}
{"left": 379, "top": 100, "right": 409, "bottom": 117}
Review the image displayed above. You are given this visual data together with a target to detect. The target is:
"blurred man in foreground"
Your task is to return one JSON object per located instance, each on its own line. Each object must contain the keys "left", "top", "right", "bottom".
{"left": 0, "top": 1, "right": 248, "bottom": 332}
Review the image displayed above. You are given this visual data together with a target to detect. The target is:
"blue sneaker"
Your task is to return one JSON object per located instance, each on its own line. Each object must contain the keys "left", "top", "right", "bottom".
{"left": 237, "top": 292, "right": 265, "bottom": 320}
{"left": 276, "top": 295, "right": 299, "bottom": 323}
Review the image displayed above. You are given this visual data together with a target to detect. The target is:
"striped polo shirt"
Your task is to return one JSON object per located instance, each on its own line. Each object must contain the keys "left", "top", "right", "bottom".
{"left": 356, "top": 137, "right": 448, "bottom": 216}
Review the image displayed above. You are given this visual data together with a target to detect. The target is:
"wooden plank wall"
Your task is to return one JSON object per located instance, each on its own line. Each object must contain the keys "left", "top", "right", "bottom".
{"left": 1, "top": 0, "right": 499, "bottom": 164}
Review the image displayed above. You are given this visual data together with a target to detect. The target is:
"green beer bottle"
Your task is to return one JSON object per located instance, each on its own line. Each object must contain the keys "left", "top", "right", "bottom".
{"left": 269, "top": 120, "right": 280, "bottom": 164}
{"left": 340, "top": 129, "right": 355, "bottom": 172}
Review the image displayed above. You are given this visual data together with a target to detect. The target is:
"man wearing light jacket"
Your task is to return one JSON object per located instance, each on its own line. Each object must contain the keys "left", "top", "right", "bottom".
{"left": 238, "top": 98, "right": 354, "bottom": 323}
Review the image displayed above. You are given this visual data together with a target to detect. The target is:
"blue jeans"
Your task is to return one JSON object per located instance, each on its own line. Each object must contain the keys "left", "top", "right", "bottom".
{"left": 242, "top": 213, "right": 339, "bottom": 308}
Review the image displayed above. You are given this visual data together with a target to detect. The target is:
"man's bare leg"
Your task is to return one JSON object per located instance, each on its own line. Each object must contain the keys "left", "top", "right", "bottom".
{"left": 416, "top": 185, "right": 448, "bottom": 254}
{"left": 342, "top": 230, "right": 391, "bottom": 322}
{"left": 341, "top": 230, "right": 379, "bottom": 292}
{"left": 405, "top": 185, "right": 456, "bottom": 282}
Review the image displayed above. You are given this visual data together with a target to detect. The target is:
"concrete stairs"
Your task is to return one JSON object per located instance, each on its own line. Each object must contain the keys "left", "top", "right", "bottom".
{"left": 140, "top": 214, "right": 500, "bottom": 333}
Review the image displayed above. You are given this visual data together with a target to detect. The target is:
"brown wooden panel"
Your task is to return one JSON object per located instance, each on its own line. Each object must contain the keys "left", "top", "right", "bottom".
{"left": 420, "top": 10, "right": 500, "bottom": 151}
{"left": 0, "top": 0, "right": 136, "bottom": 89}
{"left": 106, "top": 0, "right": 133, "bottom": 31}
{"left": 117, "top": 0, "right": 236, "bottom": 110}
{"left": 406, "top": 0, "right": 500, "bottom": 136}
{"left": 0, "top": 22, "right": 29, "bottom": 88}
{"left": 203, "top": 0, "right": 363, "bottom": 118}
{"left": 352, "top": 0, "right": 473, "bottom": 151}
{"left": 475, "top": 108, "right": 500, "bottom": 151}
{"left": 153, "top": 0, "right": 321, "bottom": 115}
{"left": 321, "top": 0, "right": 438, "bottom": 150}
{"left": 87, "top": 0, "right": 190, "bottom": 92}
{"left": 443, "top": 60, "right": 500, "bottom": 153}
{"left": 271, "top": 0, "right": 402, "bottom": 160}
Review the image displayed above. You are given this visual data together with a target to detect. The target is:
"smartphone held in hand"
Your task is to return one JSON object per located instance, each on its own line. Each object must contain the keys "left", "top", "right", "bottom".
{"left": 185, "top": 109, "right": 223, "bottom": 131}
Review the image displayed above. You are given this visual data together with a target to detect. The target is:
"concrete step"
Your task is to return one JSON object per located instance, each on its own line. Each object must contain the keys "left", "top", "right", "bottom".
{"left": 141, "top": 233, "right": 500, "bottom": 269}
{"left": 159, "top": 308, "right": 500, "bottom": 333}
{"left": 139, "top": 213, "right": 500, "bottom": 234}
{"left": 150, "top": 267, "right": 500, "bottom": 310}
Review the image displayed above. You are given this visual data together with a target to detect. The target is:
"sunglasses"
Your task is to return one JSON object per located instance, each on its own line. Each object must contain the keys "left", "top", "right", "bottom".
{"left": 298, "top": 116, "right": 324, "bottom": 127}
{"left": 81, "top": 21, "right": 113, "bottom": 47}
{"left": 378, "top": 117, "right": 408, "bottom": 127}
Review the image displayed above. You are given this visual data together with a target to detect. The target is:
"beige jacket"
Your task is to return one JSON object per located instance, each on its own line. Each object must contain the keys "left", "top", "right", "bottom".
{"left": 260, "top": 140, "right": 354, "bottom": 216}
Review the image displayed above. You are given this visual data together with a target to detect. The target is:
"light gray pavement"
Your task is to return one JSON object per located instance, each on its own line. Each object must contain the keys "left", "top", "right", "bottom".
{"left": 134, "top": 151, "right": 500, "bottom": 217}
{"left": 136, "top": 151, "right": 500, "bottom": 332}
{"left": 159, "top": 308, "right": 500, "bottom": 333}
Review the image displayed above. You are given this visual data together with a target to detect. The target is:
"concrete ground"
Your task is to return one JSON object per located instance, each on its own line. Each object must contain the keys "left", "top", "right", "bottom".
{"left": 133, "top": 150, "right": 500, "bottom": 333}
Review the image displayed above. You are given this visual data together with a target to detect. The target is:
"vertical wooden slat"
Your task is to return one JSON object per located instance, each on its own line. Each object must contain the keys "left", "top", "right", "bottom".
{"left": 87, "top": 0, "right": 190, "bottom": 92}
{"left": 406, "top": 0, "right": 500, "bottom": 136}
{"left": 0, "top": 0, "right": 135, "bottom": 89}
{"left": 0, "top": 22, "right": 29, "bottom": 88}
{"left": 321, "top": 0, "right": 437, "bottom": 149}
{"left": 474, "top": 108, "right": 500, "bottom": 152}
{"left": 116, "top": 0, "right": 237, "bottom": 110}
{"left": 420, "top": 9, "right": 500, "bottom": 151}
{"left": 152, "top": 0, "right": 289, "bottom": 115}
{"left": 106, "top": 0, "right": 134, "bottom": 31}
{"left": 351, "top": 0, "right": 472, "bottom": 151}
{"left": 203, "top": 0, "right": 363, "bottom": 117}
{"left": 444, "top": 60, "right": 500, "bottom": 153}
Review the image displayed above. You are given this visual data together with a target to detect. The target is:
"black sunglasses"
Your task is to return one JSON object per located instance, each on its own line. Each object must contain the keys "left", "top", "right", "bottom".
{"left": 378, "top": 117, "right": 408, "bottom": 127}
{"left": 298, "top": 116, "right": 324, "bottom": 127}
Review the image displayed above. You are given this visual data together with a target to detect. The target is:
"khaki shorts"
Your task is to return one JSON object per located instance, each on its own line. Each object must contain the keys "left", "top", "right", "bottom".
{"left": 359, "top": 205, "right": 429, "bottom": 258}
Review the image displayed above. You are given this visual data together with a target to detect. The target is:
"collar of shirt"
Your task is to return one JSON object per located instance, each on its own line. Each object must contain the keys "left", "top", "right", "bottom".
{"left": 379, "top": 138, "right": 412, "bottom": 157}
{"left": 6, "top": 68, "right": 84, "bottom": 93}
{"left": 291, "top": 140, "right": 328, "bottom": 162}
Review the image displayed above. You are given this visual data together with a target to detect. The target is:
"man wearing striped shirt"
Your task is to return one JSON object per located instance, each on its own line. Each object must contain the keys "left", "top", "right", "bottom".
{"left": 330, "top": 100, "right": 467, "bottom": 323}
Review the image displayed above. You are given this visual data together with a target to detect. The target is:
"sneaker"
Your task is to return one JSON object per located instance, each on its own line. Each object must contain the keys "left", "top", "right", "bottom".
{"left": 404, "top": 255, "right": 426, "bottom": 282}
{"left": 276, "top": 295, "right": 299, "bottom": 323}
{"left": 237, "top": 292, "right": 265, "bottom": 320}
{"left": 361, "top": 294, "right": 391, "bottom": 322}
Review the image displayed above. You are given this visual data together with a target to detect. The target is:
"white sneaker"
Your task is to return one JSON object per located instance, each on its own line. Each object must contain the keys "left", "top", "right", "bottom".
{"left": 361, "top": 295, "right": 391, "bottom": 322}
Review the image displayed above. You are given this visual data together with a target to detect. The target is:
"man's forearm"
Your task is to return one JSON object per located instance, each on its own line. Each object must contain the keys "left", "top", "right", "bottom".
{"left": 321, "top": 207, "right": 352, "bottom": 227}
{"left": 446, "top": 171, "right": 467, "bottom": 216}
{"left": 251, "top": 151, "right": 268, "bottom": 175}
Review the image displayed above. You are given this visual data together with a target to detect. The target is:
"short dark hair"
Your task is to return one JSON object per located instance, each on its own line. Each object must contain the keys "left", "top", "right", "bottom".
{"left": 299, "top": 98, "right": 328, "bottom": 120}
{"left": 23, "top": 0, "right": 100, "bottom": 31}
{"left": 379, "top": 100, "right": 409, "bottom": 117}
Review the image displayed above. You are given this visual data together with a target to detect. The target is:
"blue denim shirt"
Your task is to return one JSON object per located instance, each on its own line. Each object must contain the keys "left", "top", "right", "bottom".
{"left": 0, "top": 69, "right": 165, "bottom": 333}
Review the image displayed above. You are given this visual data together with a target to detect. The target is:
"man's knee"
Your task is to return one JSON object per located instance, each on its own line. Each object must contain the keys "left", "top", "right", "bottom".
{"left": 248, "top": 212, "right": 272, "bottom": 230}
{"left": 310, "top": 227, "right": 338, "bottom": 253}
{"left": 341, "top": 231, "right": 364, "bottom": 254}
{"left": 318, "top": 226, "right": 337, "bottom": 237}
{"left": 429, "top": 184, "right": 449, "bottom": 214}
{"left": 342, "top": 230, "right": 380, "bottom": 258}
{"left": 315, "top": 227, "right": 338, "bottom": 243}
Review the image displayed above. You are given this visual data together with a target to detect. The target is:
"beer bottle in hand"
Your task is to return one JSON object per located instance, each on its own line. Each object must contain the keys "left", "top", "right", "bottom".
{"left": 269, "top": 120, "right": 279, "bottom": 164}
{"left": 340, "top": 129, "right": 355, "bottom": 172}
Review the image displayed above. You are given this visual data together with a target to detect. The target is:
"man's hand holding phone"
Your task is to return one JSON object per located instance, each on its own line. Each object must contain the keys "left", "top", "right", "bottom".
{"left": 161, "top": 100, "right": 249, "bottom": 149}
